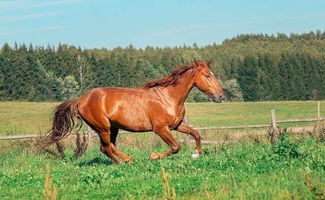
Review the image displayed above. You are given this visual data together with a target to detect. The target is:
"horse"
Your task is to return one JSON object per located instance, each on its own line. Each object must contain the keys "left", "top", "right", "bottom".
{"left": 45, "top": 60, "right": 225, "bottom": 163}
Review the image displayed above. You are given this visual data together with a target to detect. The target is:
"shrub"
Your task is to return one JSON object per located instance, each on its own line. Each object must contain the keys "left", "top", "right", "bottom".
{"left": 272, "top": 133, "right": 302, "bottom": 158}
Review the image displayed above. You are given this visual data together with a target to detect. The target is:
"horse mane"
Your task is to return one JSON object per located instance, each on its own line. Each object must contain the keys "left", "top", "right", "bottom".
{"left": 144, "top": 64, "right": 197, "bottom": 88}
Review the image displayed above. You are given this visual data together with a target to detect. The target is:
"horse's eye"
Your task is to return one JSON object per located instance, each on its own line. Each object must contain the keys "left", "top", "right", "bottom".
{"left": 205, "top": 75, "right": 211, "bottom": 78}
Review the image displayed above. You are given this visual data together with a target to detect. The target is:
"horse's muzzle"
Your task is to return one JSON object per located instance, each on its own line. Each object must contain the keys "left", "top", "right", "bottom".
{"left": 211, "top": 95, "right": 226, "bottom": 103}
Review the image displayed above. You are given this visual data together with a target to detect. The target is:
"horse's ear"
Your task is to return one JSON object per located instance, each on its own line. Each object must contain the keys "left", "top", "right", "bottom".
{"left": 207, "top": 59, "right": 212, "bottom": 68}
{"left": 194, "top": 59, "right": 199, "bottom": 66}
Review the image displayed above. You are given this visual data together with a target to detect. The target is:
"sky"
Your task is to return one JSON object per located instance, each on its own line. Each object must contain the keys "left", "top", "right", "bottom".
{"left": 0, "top": 0, "right": 325, "bottom": 49}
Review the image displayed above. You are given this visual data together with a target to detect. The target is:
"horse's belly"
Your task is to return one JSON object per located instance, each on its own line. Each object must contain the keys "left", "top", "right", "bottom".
{"left": 108, "top": 103, "right": 152, "bottom": 132}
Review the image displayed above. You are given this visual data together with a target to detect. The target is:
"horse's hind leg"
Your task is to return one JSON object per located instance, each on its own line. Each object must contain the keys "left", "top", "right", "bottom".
{"left": 78, "top": 94, "right": 121, "bottom": 164}
{"left": 110, "top": 127, "right": 133, "bottom": 163}
{"left": 80, "top": 118, "right": 120, "bottom": 163}
{"left": 80, "top": 115, "right": 120, "bottom": 163}
{"left": 99, "top": 130, "right": 120, "bottom": 164}
{"left": 150, "top": 126, "right": 180, "bottom": 160}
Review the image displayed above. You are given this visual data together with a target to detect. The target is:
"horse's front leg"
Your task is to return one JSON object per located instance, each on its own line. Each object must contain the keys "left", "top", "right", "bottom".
{"left": 176, "top": 122, "right": 202, "bottom": 154}
{"left": 150, "top": 126, "right": 180, "bottom": 160}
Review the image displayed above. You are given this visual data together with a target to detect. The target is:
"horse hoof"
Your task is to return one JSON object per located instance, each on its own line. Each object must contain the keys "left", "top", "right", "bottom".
{"left": 126, "top": 157, "right": 133, "bottom": 164}
{"left": 191, "top": 150, "right": 200, "bottom": 159}
{"left": 149, "top": 153, "right": 159, "bottom": 160}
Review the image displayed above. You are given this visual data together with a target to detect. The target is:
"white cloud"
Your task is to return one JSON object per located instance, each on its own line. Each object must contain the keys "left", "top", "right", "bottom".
{"left": 0, "top": 0, "right": 88, "bottom": 11}
{"left": 39, "top": 25, "right": 64, "bottom": 31}
{"left": 0, "top": 12, "right": 63, "bottom": 22}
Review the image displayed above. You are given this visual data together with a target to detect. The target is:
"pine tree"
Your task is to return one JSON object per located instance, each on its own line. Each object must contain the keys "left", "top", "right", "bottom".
{"left": 237, "top": 55, "right": 260, "bottom": 101}
{"left": 0, "top": 55, "right": 6, "bottom": 99}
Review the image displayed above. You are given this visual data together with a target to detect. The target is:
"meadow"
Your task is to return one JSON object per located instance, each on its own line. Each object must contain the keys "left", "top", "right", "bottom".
{"left": 0, "top": 131, "right": 324, "bottom": 199}
{"left": 0, "top": 101, "right": 324, "bottom": 136}
{"left": 0, "top": 101, "right": 324, "bottom": 199}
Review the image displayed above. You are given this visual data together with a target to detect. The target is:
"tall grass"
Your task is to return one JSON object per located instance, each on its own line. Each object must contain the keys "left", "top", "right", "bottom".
{"left": 0, "top": 127, "right": 324, "bottom": 199}
{"left": 162, "top": 167, "right": 176, "bottom": 200}
{"left": 43, "top": 163, "right": 58, "bottom": 200}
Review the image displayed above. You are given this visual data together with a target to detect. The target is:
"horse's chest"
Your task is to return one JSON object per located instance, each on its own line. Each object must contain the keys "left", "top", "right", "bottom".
{"left": 169, "top": 108, "right": 185, "bottom": 130}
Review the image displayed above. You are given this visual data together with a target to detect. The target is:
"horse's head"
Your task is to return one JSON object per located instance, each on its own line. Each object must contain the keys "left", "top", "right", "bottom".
{"left": 193, "top": 60, "right": 226, "bottom": 103}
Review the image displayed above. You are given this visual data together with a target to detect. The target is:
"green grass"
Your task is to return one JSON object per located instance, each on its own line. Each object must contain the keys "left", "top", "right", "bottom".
{"left": 0, "top": 101, "right": 324, "bottom": 135}
{"left": 0, "top": 102, "right": 58, "bottom": 135}
{"left": 1, "top": 101, "right": 324, "bottom": 199}
{"left": 0, "top": 133, "right": 324, "bottom": 199}
{"left": 186, "top": 101, "right": 325, "bottom": 127}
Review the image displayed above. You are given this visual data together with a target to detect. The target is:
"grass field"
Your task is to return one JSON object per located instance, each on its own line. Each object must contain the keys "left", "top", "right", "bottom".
{"left": 0, "top": 101, "right": 324, "bottom": 136}
{"left": 0, "top": 101, "right": 324, "bottom": 199}
{"left": 0, "top": 132, "right": 324, "bottom": 199}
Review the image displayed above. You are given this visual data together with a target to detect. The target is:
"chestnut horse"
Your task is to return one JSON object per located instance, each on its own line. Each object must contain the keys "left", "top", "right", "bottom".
{"left": 45, "top": 60, "right": 225, "bottom": 163}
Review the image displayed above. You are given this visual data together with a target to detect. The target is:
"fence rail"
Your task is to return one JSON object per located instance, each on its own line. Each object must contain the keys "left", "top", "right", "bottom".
{"left": 0, "top": 134, "right": 39, "bottom": 140}
{"left": 0, "top": 101, "right": 323, "bottom": 141}
{"left": 275, "top": 118, "right": 325, "bottom": 123}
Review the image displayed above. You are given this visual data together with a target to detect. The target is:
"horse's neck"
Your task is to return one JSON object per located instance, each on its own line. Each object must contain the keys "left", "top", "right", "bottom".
{"left": 164, "top": 71, "right": 195, "bottom": 106}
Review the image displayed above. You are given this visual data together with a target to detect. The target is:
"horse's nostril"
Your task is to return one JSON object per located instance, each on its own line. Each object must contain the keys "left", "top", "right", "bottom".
{"left": 221, "top": 95, "right": 226, "bottom": 100}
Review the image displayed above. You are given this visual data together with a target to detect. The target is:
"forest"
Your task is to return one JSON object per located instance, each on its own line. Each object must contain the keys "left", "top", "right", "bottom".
{"left": 0, "top": 30, "right": 324, "bottom": 102}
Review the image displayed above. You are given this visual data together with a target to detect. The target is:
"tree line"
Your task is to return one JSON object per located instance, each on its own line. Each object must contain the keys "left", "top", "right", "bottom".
{"left": 0, "top": 30, "right": 324, "bottom": 102}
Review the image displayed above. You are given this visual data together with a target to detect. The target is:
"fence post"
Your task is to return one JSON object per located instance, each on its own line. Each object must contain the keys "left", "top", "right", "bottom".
{"left": 87, "top": 127, "right": 92, "bottom": 143}
{"left": 317, "top": 101, "right": 320, "bottom": 120}
{"left": 271, "top": 109, "right": 278, "bottom": 131}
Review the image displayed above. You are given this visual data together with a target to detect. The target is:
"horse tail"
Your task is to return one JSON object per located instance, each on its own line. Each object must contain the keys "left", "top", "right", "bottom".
{"left": 43, "top": 98, "right": 81, "bottom": 147}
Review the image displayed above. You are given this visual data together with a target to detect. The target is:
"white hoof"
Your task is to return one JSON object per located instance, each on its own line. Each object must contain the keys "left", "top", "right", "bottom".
{"left": 191, "top": 150, "right": 200, "bottom": 159}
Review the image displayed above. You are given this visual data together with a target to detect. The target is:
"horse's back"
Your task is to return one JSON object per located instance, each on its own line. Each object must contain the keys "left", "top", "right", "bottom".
{"left": 79, "top": 87, "right": 154, "bottom": 131}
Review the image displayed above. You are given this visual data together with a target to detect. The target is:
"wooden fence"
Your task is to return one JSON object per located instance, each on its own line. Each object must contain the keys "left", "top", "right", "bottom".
{"left": 0, "top": 101, "right": 324, "bottom": 141}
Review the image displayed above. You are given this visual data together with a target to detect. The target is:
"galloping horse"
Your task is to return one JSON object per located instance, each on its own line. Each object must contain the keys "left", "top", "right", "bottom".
{"left": 45, "top": 60, "right": 225, "bottom": 163}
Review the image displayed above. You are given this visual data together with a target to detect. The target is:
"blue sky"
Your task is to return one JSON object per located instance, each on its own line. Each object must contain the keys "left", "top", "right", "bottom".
{"left": 1, "top": 0, "right": 325, "bottom": 49}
